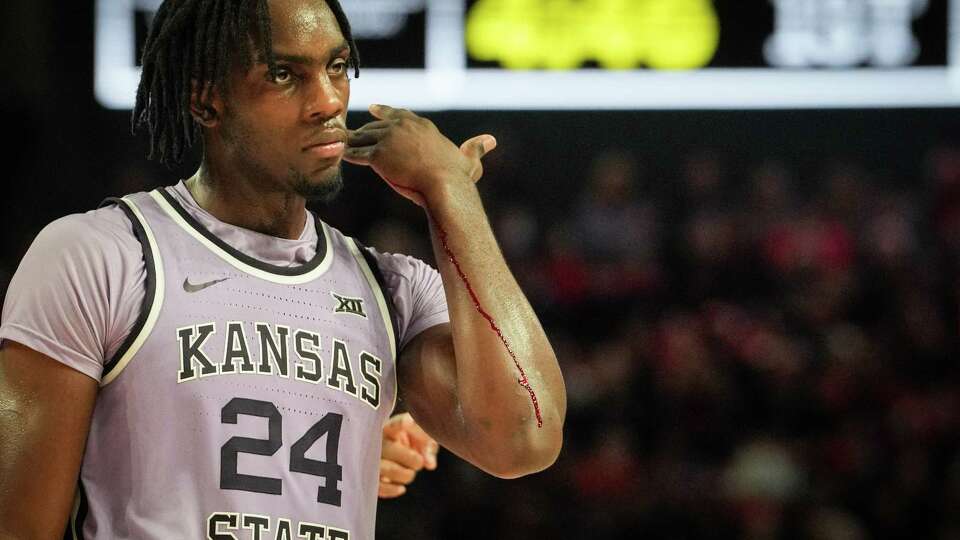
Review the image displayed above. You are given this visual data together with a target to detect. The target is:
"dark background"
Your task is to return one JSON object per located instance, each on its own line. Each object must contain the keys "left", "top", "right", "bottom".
{"left": 3, "top": 1, "right": 960, "bottom": 539}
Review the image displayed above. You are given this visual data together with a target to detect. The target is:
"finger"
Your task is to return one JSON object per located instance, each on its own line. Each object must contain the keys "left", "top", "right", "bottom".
{"left": 378, "top": 482, "right": 407, "bottom": 499}
{"left": 459, "top": 134, "right": 497, "bottom": 160}
{"left": 396, "top": 429, "right": 411, "bottom": 448}
{"left": 382, "top": 439, "right": 425, "bottom": 471}
{"left": 382, "top": 413, "right": 412, "bottom": 440}
{"left": 342, "top": 146, "right": 375, "bottom": 166}
{"left": 401, "top": 420, "right": 439, "bottom": 470}
{"left": 383, "top": 413, "right": 417, "bottom": 440}
{"left": 383, "top": 413, "right": 438, "bottom": 469}
{"left": 347, "top": 127, "right": 388, "bottom": 148}
{"left": 379, "top": 459, "right": 417, "bottom": 485}
{"left": 423, "top": 440, "right": 439, "bottom": 470}
{"left": 459, "top": 135, "right": 496, "bottom": 182}
{"left": 369, "top": 104, "right": 406, "bottom": 121}
{"left": 351, "top": 120, "right": 392, "bottom": 132}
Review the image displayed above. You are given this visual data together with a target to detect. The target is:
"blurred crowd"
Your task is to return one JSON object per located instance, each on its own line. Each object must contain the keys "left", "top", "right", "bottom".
{"left": 2, "top": 135, "right": 959, "bottom": 540}
{"left": 374, "top": 139, "right": 960, "bottom": 540}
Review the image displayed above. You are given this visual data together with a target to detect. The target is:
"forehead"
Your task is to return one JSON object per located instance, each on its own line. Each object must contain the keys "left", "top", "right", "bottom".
{"left": 267, "top": 0, "right": 344, "bottom": 51}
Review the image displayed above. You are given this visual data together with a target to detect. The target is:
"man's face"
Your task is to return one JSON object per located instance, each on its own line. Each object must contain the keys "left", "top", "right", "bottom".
{"left": 217, "top": 0, "right": 351, "bottom": 202}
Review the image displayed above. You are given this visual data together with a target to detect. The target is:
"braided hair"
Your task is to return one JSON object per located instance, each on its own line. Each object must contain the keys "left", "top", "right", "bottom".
{"left": 132, "top": 0, "right": 360, "bottom": 166}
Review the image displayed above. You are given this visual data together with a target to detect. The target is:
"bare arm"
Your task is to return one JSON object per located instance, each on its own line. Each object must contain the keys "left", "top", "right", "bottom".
{"left": 0, "top": 341, "right": 98, "bottom": 539}
{"left": 345, "top": 105, "right": 566, "bottom": 478}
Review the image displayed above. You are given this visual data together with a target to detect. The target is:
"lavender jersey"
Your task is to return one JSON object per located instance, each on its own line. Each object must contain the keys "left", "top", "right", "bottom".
{"left": 0, "top": 183, "right": 449, "bottom": 540}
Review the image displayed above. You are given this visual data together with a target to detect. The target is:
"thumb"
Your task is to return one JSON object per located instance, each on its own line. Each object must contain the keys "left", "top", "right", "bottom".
{"left": 459, "top": 134, "right": 497, "bottom": 160}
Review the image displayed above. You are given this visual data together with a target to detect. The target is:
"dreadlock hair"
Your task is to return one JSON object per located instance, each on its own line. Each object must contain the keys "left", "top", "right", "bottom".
{"left": 132, "top": 0, "right": 360, "bottom": 167}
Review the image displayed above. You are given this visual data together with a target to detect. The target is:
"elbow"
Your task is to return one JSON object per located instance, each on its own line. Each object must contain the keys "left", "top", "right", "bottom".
{"left": 488, "top": 442, "right": 562, "bottom": 480}
{"left": 475, "top": 422, "right": 564, "bottom": 479}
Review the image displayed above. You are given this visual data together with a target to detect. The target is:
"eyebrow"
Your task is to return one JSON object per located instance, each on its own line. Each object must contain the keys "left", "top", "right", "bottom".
{"left": 260, "top": 42, "right": 350, "bottom": 66}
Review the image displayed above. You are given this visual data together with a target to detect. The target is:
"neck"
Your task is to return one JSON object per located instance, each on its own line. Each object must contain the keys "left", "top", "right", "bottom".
{"left": 185, "top": 160, "right": 308, "bottom": 240}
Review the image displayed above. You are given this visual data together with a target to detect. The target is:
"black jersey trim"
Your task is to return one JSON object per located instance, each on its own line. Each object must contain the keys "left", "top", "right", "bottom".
{"left": 355, "top": 240, "right": 400, "bottom": 356}
{"left": 63, "top": 480, "right": 89, "bottom": 540}
{"left": 156, "top": 187, "right": 329, "bottom": 277}
{"left": 99, "top": 197, "right": 157, "bottom": 380}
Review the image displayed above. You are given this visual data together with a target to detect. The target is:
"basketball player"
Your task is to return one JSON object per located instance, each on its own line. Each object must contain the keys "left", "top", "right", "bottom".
{"left": 0, "top": 0, "right": 566, "bottom": 538}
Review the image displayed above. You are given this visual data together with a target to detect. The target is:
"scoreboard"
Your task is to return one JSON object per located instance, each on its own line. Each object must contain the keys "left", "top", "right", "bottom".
{"left": 95, "top": 0, "right": 960, "bottom": 110}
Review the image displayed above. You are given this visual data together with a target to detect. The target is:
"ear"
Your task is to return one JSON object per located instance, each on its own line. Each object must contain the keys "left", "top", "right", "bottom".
{"left": 189, "top": 80, "right": 223, "bottom": 128}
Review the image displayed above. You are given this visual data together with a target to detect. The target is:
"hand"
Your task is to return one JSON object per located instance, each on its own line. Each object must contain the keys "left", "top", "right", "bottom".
{"left": 344, "top": 104, "right": 497, "bottom": 208}
{"left": 378, "top": 413, "right": 439, "bottom": 498}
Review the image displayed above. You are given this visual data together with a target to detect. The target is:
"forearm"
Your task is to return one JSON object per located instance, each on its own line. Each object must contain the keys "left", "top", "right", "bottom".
{"left": 344, "top": 105, "right": 565, "bottom": 475}
{"left": 424, "top": 180, "right": 566, "bottom": 477}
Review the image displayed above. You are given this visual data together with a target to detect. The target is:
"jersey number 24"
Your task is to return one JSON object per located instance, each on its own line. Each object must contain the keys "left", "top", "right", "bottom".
{"left": 219, "top": 397, "right": 343, "bottom": 506}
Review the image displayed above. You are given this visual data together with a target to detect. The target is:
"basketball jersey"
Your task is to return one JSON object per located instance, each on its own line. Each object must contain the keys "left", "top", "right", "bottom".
{"left": 65, "top": 186, "right": 398, "bottom": 540}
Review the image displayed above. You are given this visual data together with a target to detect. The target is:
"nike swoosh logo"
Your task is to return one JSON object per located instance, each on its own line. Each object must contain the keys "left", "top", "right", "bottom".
{"left": 183, "top": 277, "right": 230, "bottom": 293}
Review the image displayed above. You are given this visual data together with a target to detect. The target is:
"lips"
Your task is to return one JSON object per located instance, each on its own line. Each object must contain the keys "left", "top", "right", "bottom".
{"left": 304, "top": 131, "right": 347, "bottom": 159}
{"left": 306, "top": 141, "right": 345, "bottom": 159}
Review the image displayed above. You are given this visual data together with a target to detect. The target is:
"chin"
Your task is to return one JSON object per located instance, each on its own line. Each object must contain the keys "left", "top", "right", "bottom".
{"left": 291, "top": 166, "right": 344, "bottom": 204}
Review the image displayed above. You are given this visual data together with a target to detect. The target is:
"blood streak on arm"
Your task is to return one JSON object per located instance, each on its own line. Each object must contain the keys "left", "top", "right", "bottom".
{"left": 431, "top": 216, "right": 544, "bottom": 428}
{"left": 390, "top": 179, "right": 544, "bottom": 428}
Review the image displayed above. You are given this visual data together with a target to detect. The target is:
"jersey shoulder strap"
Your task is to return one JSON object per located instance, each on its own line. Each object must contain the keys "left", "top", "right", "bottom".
{"left": 96, "top": 196, "right": 164, "bottom": 386}
{"left": 349, "top": 238, "right": 400, "bottom": 359}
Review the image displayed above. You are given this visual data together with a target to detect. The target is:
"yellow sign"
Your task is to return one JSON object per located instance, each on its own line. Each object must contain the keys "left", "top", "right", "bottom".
{"left": 466, "top": 0, "right": 720, "bottom": 70}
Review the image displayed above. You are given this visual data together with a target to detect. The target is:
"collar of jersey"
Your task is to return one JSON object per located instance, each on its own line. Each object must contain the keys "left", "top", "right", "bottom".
{"left": 145, "top": 187, "right": 333, "bottom": 284}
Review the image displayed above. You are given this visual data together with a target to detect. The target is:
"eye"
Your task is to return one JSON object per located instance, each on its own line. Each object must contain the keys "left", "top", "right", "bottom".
{"left": 330, "top": 59, "right": 348, "bottom": 77}
{"left": 270, "top": 66, "right": 294, "bottom": 84}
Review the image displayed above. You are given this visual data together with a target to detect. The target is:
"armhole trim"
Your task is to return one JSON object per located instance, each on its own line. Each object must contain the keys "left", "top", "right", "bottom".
{"left": 347, "top": 239, "right": 400, "bottom": 416}
{"left": 347, "top": 239, "right": 399, "bottom": 362}
{"left": 99, "top": 196, "right": 165, "bottom": 387}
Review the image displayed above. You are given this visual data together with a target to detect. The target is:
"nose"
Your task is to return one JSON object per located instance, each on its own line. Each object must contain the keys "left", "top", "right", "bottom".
{"left": 304, "top": 72, "right": 346, "bottom": 123}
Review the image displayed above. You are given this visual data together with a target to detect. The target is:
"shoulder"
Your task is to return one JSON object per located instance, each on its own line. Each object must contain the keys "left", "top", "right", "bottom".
{"left": 359, "top": 245, "right": 449, "bottom": 350}
{"left": 0, "top": 204, "right": 145, "bottom": 380}
{"left": 20, "top": 203, "right": 145, "bottom": 313}
{"left": 34, "top": 204, "right": 139, "bottom": 259}
{"left": 365, "top": 248, "right": 434, "bottom": 282}
{"left": 361, "top": 246, "right": 444, "bottom": 300}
